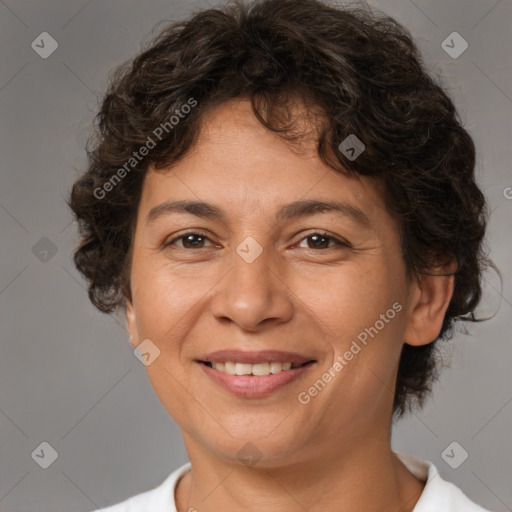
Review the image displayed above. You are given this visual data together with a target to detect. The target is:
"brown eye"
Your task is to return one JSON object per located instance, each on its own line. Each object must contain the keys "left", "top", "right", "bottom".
{"left": 165, "top": 232, "right": 214, "bottom": 249}
{"left": 297, "top": 232, "right": 351, "bottom": 250}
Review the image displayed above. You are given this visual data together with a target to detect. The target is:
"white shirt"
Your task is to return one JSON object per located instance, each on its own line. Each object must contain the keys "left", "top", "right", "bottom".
{"left": 90, "top": 451, "right": 489, "bottom": 511}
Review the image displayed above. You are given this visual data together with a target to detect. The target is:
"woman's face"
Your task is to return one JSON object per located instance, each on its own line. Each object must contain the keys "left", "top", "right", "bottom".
{"left": 125, "top": 99, "right": 425, "bottom": 465}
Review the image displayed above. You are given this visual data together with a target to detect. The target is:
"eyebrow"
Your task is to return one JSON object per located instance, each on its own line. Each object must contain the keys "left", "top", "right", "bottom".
{"left": 146, "top": 199, "right": 372, "bottom": 228}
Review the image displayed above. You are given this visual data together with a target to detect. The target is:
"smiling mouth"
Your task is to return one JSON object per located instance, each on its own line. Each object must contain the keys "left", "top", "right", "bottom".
{"left": 198, "top": 360, "right": 314, "bottom": 376}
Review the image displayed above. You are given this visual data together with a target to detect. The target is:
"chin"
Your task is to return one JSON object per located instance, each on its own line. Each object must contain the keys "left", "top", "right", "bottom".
{"left": 196, "top": 426, "right": 309, "bottom": 468}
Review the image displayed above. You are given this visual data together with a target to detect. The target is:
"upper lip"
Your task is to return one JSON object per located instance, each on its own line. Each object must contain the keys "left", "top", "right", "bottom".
{"left": 197, "top": 350, "right": 315, "bottom": 365}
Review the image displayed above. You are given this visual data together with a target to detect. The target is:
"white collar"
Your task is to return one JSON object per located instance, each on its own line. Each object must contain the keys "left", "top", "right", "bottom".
{"left": 101, "top": 452, "right": 488, "bottom": 511}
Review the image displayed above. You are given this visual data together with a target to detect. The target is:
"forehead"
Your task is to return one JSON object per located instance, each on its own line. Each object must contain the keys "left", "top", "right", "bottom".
{"left": 138, "top": 99, "right": 388, "bottom": 227}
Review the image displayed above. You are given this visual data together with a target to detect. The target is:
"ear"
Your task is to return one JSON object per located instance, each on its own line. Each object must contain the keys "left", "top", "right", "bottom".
{"left": 403, "top": 260, "right": 457, "bottom": 346}
{"left": 125, "top": 298, "right": 139, "bottom": 348}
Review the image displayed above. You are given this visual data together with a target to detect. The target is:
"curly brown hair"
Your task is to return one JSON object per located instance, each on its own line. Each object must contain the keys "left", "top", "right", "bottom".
{"left": 68, "top": 0, "right": 493, "bottom": 419}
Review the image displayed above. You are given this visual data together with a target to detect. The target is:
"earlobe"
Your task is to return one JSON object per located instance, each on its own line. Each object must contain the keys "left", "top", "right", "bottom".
{"left": 403, "top": 260, "right": 457, "bottom": 347}
{"left": 125, "top": 299, "right": 138, "bottom": 348}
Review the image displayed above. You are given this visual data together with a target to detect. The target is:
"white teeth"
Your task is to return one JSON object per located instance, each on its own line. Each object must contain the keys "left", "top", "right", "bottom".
{"left": 235, "top": 363, "right": 252, "bottom": 375}
{"left": 252, "top": 362, "right": 270, "bottom": 376}
{"left": 224, "top": 361, "right": 236, "bottom": 375}
{"left": 270, "top": 361, "right": 282, "bottom": 374}
{"left": 210, "top": 361, "right": 295, "bottom": 376}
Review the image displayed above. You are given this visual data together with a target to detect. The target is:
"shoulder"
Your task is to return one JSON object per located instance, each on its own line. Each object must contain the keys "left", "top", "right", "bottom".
{"left": 395, "top": 452, "right": 491, "bottom": 512}
{"left": 88, "top": 462, "right": 191, "bottom": 512}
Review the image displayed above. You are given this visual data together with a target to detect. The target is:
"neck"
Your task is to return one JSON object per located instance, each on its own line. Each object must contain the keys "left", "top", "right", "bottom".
{"left": 175, "top": 431, "right": 425, "bottom": 512}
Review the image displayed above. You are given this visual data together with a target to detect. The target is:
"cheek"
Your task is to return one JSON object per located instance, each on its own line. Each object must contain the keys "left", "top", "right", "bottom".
{"left": 131, "top": 257, "right": 205, "bottom": 330}
{"left": 305, "top": 266, "right": 405, "bottom": 412}
{"left": 303, "top": 259, "right": 406, "bottom": 393}
{"left": 304, "top": 262, "right": 398, "bottom": 336}
{"left": 129, "top": 260, "right": 202, "bottom": 424}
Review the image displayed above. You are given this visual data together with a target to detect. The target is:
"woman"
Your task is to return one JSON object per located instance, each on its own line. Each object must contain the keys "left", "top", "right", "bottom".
{"left": 69, "top": 0, "right": 492, "bottom": 510}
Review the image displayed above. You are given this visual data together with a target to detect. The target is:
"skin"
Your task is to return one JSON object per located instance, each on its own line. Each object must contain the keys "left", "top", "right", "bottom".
{"left": 125, "top": 98, "right": 455, "bottom": 511}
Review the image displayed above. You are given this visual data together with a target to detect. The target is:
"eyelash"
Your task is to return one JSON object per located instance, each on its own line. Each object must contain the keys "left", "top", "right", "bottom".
{"left": 164, "top": 230, "right": 352, "bottom": 251}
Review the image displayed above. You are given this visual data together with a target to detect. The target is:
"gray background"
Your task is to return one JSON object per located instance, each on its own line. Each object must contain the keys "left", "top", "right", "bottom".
{"left": 0, "top": 0, "right": 510, "bottom": 510}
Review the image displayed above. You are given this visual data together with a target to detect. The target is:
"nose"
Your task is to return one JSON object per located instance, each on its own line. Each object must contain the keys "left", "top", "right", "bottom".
{"left": 209, "top": 245, "right": 294, "bottom": 331}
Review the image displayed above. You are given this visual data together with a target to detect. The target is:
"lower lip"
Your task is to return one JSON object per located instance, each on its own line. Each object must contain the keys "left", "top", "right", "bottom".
{"left": 197, "top": 362, "right": 315, "bottom": 398}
